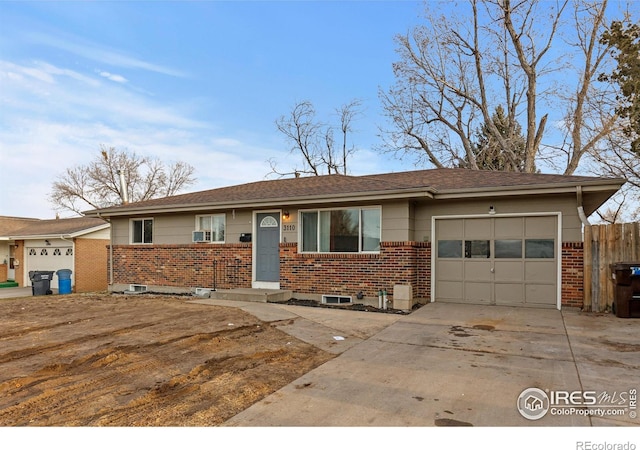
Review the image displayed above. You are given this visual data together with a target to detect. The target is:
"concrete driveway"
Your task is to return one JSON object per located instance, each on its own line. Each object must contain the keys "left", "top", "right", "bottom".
{"left": 224, "top": 302, "right": 640, "bottom": 427}
{"left": 0, "top": 287, "right": 33, "bottom": 299}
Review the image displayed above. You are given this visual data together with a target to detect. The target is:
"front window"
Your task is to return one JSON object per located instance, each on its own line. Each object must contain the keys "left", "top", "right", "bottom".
{"left": 301, "top": 207, "right": 380, "bottom": 253}
{"left": 132, "top": 218, "right": 153, "bottom": 244}
{"left": 197, "top": 214, "right": 225, "bottom": 243}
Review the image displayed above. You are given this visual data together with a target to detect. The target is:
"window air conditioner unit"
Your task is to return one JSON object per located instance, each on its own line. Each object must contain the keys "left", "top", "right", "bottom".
{"left": 192, "top": 231, "right": 211, "bottom": 242}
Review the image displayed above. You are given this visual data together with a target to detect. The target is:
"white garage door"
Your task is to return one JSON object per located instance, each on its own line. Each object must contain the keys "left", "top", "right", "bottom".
{"left": 26, "top": 246, "right": 73, "bottom": 289}
{"left": 434, "top": 215, "right": 559, "bottom": 308}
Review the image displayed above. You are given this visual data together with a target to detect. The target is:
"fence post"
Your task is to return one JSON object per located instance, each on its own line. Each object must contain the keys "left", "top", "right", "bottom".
{"left": 594, "top": 226, "right": 601, "bottom": 312}
{"left": 583, "top": 225, "right": 592, "bottom": 312}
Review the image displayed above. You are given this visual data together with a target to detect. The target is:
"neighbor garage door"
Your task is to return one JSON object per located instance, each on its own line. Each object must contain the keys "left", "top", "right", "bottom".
{"left": 26, "top": 245, "right": 73, "bottom": 290}
{"left": 434, "top": 215, "right": 559, "bottom": 308}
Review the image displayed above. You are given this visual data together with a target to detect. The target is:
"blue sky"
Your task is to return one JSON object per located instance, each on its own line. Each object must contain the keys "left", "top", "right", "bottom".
{"left": 0, "top": 0, "right": 424, "bottom": 218}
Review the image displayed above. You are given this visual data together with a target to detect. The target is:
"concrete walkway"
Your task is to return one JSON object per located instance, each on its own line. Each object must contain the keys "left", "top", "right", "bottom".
{"left": 192, "top": 301, "right": 640, "bottom": 427}
{"left": 0, "top": 287, "right": 34, "bottom": 299}
{"left": 190, "top": 298, "right": 403, "bottom": 355}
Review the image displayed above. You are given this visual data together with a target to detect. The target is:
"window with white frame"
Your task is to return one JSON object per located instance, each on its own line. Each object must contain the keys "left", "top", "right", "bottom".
{"left": 300, "top": 207, "right": 381, "bottom": 253}
{"left": 131, "top": 218, "right": 153, "bottom": 244}
{"left": 196, "top": 214, "right": 225, "bottom": 243}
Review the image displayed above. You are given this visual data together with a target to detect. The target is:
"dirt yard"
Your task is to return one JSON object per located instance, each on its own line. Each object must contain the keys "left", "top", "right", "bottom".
{"left": 0, "top": 293, "right": 334, "bottom": 426}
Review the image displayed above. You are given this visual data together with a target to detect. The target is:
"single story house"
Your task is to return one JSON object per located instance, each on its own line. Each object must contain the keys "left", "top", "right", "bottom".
{"left": 0, "top": 216, "right": 110, "bottom": 292}
{"left": 86, "top": 168, "right": 624, "bottom": 310}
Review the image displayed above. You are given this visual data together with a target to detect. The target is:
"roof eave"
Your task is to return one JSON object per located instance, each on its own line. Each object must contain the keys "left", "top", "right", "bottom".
{"left": 432, "top": 179, "right": 625, "bottom": 200}
{"left": 86, "top": 188, "right": 436, "bottom": 217}
{"left": 68, "top": 223, "right": 111, "bottom": 237}
{"left": 7, "top": 223, "right": 110, "bottom": 240}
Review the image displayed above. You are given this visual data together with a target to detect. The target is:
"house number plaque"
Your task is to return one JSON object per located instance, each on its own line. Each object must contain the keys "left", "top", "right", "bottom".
{"left": 283, "top": 224, "right": 296, "bottom": 231}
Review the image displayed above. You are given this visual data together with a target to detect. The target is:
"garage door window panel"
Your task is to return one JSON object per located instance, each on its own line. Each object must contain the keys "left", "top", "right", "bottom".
{"left": 465, "top": 240, "right": 490, "bottom": 258}
{"left": 525, "top": 239, "right": 555, "bottom": 258}
{"left": 495, "top": 239, "right": 522, "bottom": 258}
{"left": 438, "top": 240, "right": 462, "bottom": 258}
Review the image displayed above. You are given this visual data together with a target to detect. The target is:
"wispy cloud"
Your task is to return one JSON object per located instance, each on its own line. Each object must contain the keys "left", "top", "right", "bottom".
{"left": 0, "top": 57, "right": 284, "bottom": 218}
{"left": 25, "top": 30, "right": 187, "bottom": 78}
{"left": 98, "top": 71, "right": 128, "bottom": 83}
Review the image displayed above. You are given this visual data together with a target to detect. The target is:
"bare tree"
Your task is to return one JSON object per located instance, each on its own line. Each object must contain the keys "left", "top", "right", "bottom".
{"left": 589, "top": 128, "right": 640, "bottom": 221}
{"left": 271, "top": 99, "right": 362, "bottom": 177}
{"left": 50, "top": 145, "right": 196, "bottom": 215}
{"left": 379, "top": 0, "right": 631, "bottom": 176}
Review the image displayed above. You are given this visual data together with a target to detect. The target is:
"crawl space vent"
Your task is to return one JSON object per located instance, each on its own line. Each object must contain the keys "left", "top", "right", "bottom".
{"left": 322, "top": 295, "right": 352, "bottom": 304}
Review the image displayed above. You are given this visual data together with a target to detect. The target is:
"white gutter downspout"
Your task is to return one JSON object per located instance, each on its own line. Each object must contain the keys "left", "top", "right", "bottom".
{"left": 97, "top": 212, "right": 113, "bottom": 287}
{"left": 576, "top": 186, "right": 591, "bottom": 227}
{"left": 577, "top": 186, "right": 596, "bottom": 312}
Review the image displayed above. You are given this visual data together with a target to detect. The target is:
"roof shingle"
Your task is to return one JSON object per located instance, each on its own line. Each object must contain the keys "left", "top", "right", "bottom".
{"left": 0, "top": 216, "right": 107, "bottom": 237}
{"left": 86, "top": 168, "right": 624, "bottom": 214}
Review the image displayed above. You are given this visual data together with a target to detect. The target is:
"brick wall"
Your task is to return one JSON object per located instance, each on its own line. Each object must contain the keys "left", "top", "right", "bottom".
{"left": 561, "top": 242, "right": 584, "bottom": 308}
{"left": 15, "top": 240, "right": 24, "bottom": 287}
{"left": 0, "top": 263, "right": 7, "bottom": 283}
{"left": 74, "top": 238, "right": 110, "bottom": 293}
{"left": 417, "top": 244, "right": 431, "bottom": 299}
{"left": 110, "top": 244, "right": 252, "bottom": 289}
{"left": 280, "top": 241, "right": 430, "bottom": 300}
{"left": 109, "top": 240, "right": 583, "bottom": 308}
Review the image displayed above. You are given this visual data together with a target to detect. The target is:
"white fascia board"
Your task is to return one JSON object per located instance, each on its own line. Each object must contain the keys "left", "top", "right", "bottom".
{"left": 7, "top": 223, "right": 110, "bottom": 240}
{"left": 68, "top": 223, "right": 111, "bottom": 238}
{"left": 433, "top": 182, "right": 624, "bottom": 200}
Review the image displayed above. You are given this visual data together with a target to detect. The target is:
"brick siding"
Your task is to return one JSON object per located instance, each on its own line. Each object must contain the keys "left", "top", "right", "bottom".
{"left": 110, "top": 244, "right": 252, "bottom": 289}
{"left": 74, "top": 238, "right": 110, "bottom": 293}
{"left": 561, "top": 242, "right": 584, "bottom": 308}
{"left": 280, "top": 241, "right": 430, "bottom": 300}
{"left": 110, "top": 240, "right": 583, "bottom": 307}
{"left": 0, "top": 263, "right": 7, "bottom": 283}
{"left": 15, "top": 240, "right": 24, "bottom": 287}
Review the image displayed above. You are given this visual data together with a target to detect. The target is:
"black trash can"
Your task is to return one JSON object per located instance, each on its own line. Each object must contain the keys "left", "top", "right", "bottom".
{"left": 611, "top": 262, "right": 640, "bottom": 318}
{"left": 29, "top": 270, "right": 54, "bottom": 296}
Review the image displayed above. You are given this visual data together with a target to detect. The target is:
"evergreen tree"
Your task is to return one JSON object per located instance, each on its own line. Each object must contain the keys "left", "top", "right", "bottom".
{"left": 470, "top": 106, "right": 527, "bottom": 171}
{"left": 600, "top": 21, "right": 640, "bottom": 154}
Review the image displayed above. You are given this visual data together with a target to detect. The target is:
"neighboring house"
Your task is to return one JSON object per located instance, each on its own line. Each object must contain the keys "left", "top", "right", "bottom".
{"left": 86, "top": 168, "right": 624, "bottom": 310}
{"left": 0, "top": 216, "right": 110, "bottom": 292}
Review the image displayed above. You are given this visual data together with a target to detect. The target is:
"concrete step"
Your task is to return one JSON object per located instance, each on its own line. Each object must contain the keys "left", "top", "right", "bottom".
{"left": 207, "top": 288, "right": 293, "bottom": 303}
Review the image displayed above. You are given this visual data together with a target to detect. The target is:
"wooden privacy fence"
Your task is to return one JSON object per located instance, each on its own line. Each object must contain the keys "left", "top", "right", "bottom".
{"left": 584, "top": 222, "right": 640, "bottom": 312}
